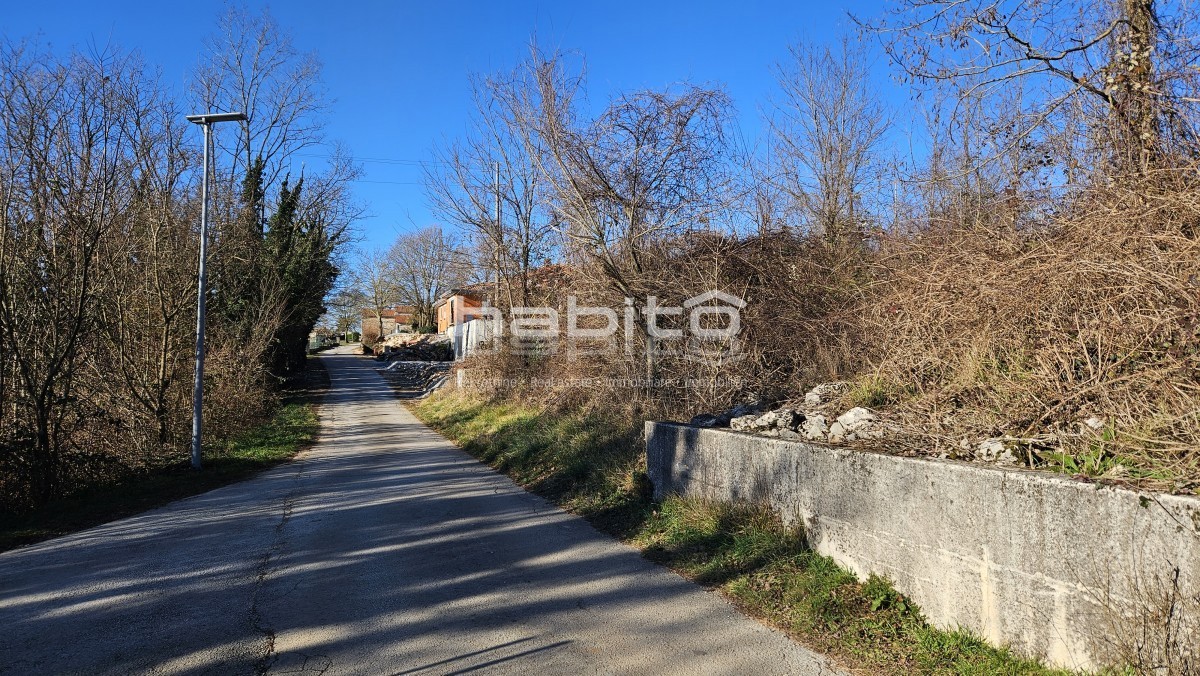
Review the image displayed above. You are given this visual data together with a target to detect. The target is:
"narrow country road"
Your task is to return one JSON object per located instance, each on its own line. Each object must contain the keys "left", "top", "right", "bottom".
{"left": 0, "top": 353, "right": 839, "bottom": 675}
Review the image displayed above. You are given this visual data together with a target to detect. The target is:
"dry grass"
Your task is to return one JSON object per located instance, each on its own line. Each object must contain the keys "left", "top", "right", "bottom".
{"left": 458, "top": 177, "right": 1200, "bottom": 491}
{"left": 861, "top": 180, "right": 1200, "bottom": 491}
{"left": 1094, "top": 564, "right": 1200, "bottom": 674}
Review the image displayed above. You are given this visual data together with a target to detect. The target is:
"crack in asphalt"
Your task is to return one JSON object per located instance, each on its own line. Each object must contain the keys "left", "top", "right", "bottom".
{"left": 271, "top": 652, "right": 333, "bottom": 675}
{"left": 250, "top": 460, "right": 307, "bottom": 675}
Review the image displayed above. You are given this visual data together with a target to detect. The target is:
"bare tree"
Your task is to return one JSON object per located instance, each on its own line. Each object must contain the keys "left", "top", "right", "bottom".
{"left": 192, "top": 6, "right": 327, "bottom": 189}
{"left": 865, "top": 0, "right": 1200, "bottom": 177}
{"left": 386, "top": 226, "right": 468, "bottom": 329}
{"left": 324, "top": 285, "right": 367, "bottom": 339}
{"left": 347, "top": 248, "right": 398, "bottom": 347}
{"left": 95, "top": 74, "right": 198, "bottom": 450}
{"left": 425, "top": 73, "right": 556, "bottom": 310}
{"left": 0, "top": 44, "right": 147, "bottom": 503}
{"left": 766, "top": 37, "right": 891, "bottom": 241}
{"left": 492, "top": 49, "right": 738, "bottom": 379}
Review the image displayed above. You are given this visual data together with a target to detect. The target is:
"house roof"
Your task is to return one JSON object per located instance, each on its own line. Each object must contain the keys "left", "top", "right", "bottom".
{"left": 433, "top": 288, "right": 486, "bottom": 309}
{"left": 431, "top": 265, "right": 581, "bottom": 310}
{"left": 361, "top": 305, "right": 416, "bottom": 319}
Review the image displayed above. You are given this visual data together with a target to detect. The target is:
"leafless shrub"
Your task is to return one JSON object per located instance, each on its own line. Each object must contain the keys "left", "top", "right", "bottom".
{"left": 0, "top": 8, "right": 347, "bottom": 512}
{"left": 860, "top": 172, "right": 1200, "bottom": 486}
{"left": 1095, "top": 564, "right": 1199, "bottom": 674}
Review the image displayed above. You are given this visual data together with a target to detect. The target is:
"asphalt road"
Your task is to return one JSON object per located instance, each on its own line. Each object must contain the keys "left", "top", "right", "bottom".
{"left": 0, "top": 353, "right": 840, "bottom": 675}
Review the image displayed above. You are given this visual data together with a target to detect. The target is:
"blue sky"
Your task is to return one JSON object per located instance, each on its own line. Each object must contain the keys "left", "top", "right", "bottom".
{"left": 5, "top": 0, "right": 901, "bottom": 252}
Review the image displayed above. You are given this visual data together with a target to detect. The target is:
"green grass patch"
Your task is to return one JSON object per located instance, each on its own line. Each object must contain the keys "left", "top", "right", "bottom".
{"left": 635, "top": 497, "right": 1064, "bottom": 674}
{"left": 411, "top": 390, "right": 1074, "bottom": 675}
{"left": 846, "top": 373, "right": 912, "bottom": 409}
{"left": 0, "top": 401, "right": 319, "bottom": 552}
{"left": 412, "top": 392, "right": 650, "bottom": 536}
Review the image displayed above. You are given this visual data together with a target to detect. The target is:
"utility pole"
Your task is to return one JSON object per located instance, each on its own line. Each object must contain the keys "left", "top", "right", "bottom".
{"left": 185, "top": 111, "right": 247, "bottom": 470}
{"left": 494, "top": 162, "right": 501, "bottom": 307}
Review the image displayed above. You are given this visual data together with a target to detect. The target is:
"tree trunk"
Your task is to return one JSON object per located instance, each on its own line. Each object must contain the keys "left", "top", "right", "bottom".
{"left": 1116, "top": 0, "right": 1159, "bottom": 174}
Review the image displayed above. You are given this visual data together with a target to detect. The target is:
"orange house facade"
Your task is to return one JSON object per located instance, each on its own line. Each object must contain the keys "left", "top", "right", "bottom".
{"left": 434, "top": 289, "right": 484, "bottom": 334}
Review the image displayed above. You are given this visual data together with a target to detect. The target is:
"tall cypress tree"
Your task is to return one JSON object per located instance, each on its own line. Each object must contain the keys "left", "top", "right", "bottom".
{"left": 263, "top": 175, "right": 339, "bottom": 378}
{"left": 211, "top": 155, "right": 268, "bottom": 343}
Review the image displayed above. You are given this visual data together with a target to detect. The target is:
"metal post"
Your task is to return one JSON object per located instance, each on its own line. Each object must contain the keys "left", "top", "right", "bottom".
{"left": 494, "top": 162, "right": 501, "bottom": 305}
{"left": 186, "top": 111, "right": 246, "bottom": 471}
{"left": 190, "top": 122, "right": 211, "bottom": 470}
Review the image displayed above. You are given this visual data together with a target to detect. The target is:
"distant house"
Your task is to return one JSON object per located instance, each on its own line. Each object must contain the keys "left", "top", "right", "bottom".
{"left": 307, "top": 328, "right": 336, "bottom": 351}
{"left": 361, "top": 305, "right": 416, "bottom": 342}
{"left": 434, "top": 289, "right": 485, "bottom": 335}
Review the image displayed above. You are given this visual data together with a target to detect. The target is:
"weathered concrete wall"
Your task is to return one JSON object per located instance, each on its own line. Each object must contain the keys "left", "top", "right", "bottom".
{"left": 645, "top": 422, "right": 1200, "bottom": 670}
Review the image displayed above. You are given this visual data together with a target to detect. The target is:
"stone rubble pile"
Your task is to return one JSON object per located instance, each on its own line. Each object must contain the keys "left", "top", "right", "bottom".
{"left": 687, "top": 383, "right": 1121, "bottom": 472}
{"left": 970, "top": 437, "right": 1020, "bottom": 465}
{"left": 690, "top": 383, "right": 890, "bottom": 445}
{"left": 376, "top": 334, "right": 453, "bottom": 361}
{"left": 376, "top": 360, "right": 452, "bottom": 398}
{"left": 714, "top": 405, "right": 889, "bottom": 443}
{"left": 688, "top": 403, "right": 763, "bottom": 429}
{"left": 803, "top": 382, "right": 846, "bottom": 408}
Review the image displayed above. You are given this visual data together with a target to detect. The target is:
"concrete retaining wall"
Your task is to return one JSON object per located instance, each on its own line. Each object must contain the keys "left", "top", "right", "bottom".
{"left": 645, "top": 422, "right": 1200, "bottom": 670}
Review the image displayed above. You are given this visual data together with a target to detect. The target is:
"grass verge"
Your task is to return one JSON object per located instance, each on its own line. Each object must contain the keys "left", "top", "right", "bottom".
{"left": 412, "top": 390, "right": 1073, "bottom": 675}
{"left": 0, "top": 367, "right": 325, "bottom": 552}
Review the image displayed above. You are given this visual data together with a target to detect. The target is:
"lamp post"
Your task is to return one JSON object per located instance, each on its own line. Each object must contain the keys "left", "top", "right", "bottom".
{"left": 186, "top": 111, "right": 247, "bottom": 470}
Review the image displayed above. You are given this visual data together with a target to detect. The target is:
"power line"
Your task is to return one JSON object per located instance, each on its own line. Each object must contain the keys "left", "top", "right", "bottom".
{"left": 296, "top": 152, "right": 448, "bottom": 167}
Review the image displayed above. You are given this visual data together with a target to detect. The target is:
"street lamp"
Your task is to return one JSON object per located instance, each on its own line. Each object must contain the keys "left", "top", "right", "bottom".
{"left": 186, "top": 111, "right": 247, "bottom": 470}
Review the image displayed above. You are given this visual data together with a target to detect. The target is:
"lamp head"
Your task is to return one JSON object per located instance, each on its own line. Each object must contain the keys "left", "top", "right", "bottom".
{"left": 186, "top": 112, "right": 247, "bottom": 124}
